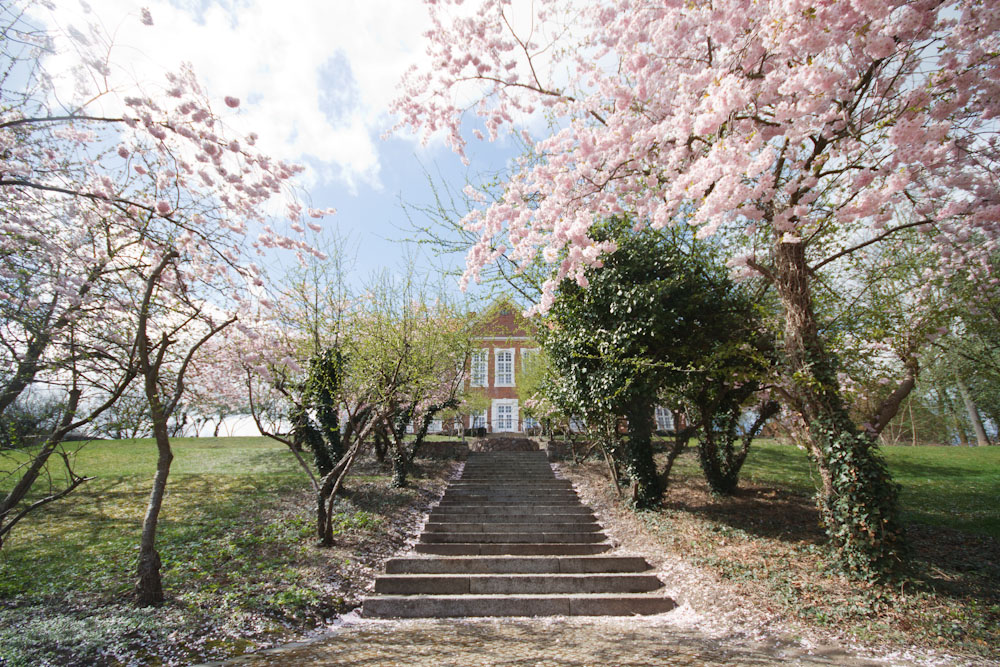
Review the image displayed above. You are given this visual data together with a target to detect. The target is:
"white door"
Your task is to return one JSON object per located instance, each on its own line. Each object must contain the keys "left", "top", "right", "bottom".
{"left": 491, "top": 399, "right": 519, "bottom": 432}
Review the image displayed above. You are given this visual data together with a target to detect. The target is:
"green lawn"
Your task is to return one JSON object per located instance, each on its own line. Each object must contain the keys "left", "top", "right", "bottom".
{"left": 1, "top": 435, "right": 303, "bottom": 480}
{"left": 0, "top": 436, "right": 451, "bottom": 666}
{"left": 733, "top": 441, "right": 1000, "bottom": 538}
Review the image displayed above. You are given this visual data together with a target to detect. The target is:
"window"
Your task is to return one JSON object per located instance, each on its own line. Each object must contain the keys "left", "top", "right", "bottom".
{"left": 471, "top": 410, "right": 487, "bottom": 429}
{"left": 429, "top": 418, "right": 443, "bottom": 433}
{"left": 569, "top": 416, "right": 586, "bottom": 432}
{"left": 495, "top": 348, "right": 514, "bottom": 386}
{"left": 523, "top": 415, "right": 539, "bottom": 431}
{"left": 471, "top": 349, "right": 488, "bottom": 387}
{"left": 655, "top": 406, "right": 674, "bottom": 432}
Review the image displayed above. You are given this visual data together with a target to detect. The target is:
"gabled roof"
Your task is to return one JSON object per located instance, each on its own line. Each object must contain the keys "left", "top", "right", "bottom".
{"left": 470, "top": 297, "right": 536, "bottom": 339}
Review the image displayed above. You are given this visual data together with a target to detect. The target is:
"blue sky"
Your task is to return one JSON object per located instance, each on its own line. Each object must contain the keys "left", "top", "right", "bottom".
{"left": 43, "top": 0, "right": 523, "bottom": 296}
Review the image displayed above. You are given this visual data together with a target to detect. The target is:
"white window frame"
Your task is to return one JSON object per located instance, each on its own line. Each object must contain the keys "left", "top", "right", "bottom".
{"left": 655, "top": 406, "right": 674, "bottom": 432}
{"left": 491, "top": 399, "right": 519, "bottom": 432}
{"left": 520, "top": 347, "right": 539, "bottom": 369}
{"left": 471, "top": 410, "right": 487, "bottom": 429}
{"left": 428, "top": 418, "right": 443, "bottom": 433}
{"left": 470, "top": 349, "right": 489, "bottom": 387}
{"left": 495, "top": 348, "right": 515, "bottom": 387}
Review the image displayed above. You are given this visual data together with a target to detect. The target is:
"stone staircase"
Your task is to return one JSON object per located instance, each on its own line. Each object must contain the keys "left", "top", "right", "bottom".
{"left": 361, "top": 450, "right": 677, "bottom": 617}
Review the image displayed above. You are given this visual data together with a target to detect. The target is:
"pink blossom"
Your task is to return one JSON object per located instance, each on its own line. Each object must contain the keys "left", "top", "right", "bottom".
{"left": 224, "top": 96, "right": 241, "bottom": 109}
{"left": 140, "top": 7, "right": 153, "bottom": 25}
{"left": 155, "top": 201, "right": 172, "bottom": 216}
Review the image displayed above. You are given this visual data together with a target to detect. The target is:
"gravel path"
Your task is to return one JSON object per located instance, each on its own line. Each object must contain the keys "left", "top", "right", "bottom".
{"left": 217, "top": 615, "right": 889, "bottom": 666}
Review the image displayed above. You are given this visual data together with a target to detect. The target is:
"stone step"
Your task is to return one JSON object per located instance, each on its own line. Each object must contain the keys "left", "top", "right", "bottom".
{"left": 454, "top": 470, "right": 560, "bottom": 482}
{"left": 430, "top": 507, "right": 595, "bottom": 518}
{"left": 443, "top": 488, "right": 576, "bottom": 495}
{"left": 461, "top": 468, "right": 554, "bottom": 471}
{"left": 414, "top": 543, "right": 613, "bottom": 556}
{"left": 460, "top": 468, "right": 554, "bottom": 472}
{"left": 439, "top": 495, "right": 580, "bottom": 503}
{"left": 459, "top": 473, "right": 555, "bottom": 477}
{"left": 449, "top": 481, "right": 572, "bottom": 488}
{"left": 363, "top": 451, "right": 677, "bottom": 619}
{"left": 374, "top": 573, "right": 663, "bottom": 595}
{"left": 452, "top": 475, "right": 569, "bottom": 487}
{"left": 428, "top": 512, "right": 591, "bottom": 520}
{"left": 462, "top": 462, "right": 552, "bottom": 466}
{"left": 463, "top": 465, "right": 550, "bottom": 469}
{"left": 423, "top": 522, "right": 602, "bottom": 533}
{"left": 437, "top": 503, "right": 583, "bottom": 510}
{"left": 464, "top": 454, "right": 547, "bottom": 459}
{"left": 439, "top": 494, "right": 578, "bottom": 501}
{"left": 447, "top": 487, "right": 572, "bottom": 493}
{"left": 428, "top": 515, "right": 596, "bottom": 526}
{"left": 385, "top": 555, "right": 652, "bottom": 574}
{"left": 435, "top": 504, "right": 583, "bottom": 511}
{"left": 361, "top": 593, "right": 677, "bottom": 618}
{"left": 439, "top": 495, "right": 578, "bottom": 500}
{"left": 462, "top": 464, "right": 554, "bottom": 475}
{"left": 419, "top": 531, "right": 607, "bottom": 544}
{"left": 455, "top": 481, "right": 559, "bottom": 485}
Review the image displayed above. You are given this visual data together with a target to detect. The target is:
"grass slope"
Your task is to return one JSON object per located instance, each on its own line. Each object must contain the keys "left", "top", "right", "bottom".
{"left": 738, "top": 441, "right": 1000, "bottom": 538}
{"left": 0, "top": 437, "right": 455, "bottom": 666}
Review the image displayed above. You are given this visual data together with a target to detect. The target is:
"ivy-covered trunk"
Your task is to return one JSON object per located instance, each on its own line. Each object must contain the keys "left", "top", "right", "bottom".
{"left": 622, "top": 399, "right": 662, "bottom": 509}
{"left": 697, "top": 403, "right": 745, "bottom": 496}
{"left": 774, "top": 239, "right": 904, "bottom": 579}
{"left": 698, "top": 396, "right": 778, "bottom": 496}
{"left": 388, "top": 404, "right": 416, "bottom": 488}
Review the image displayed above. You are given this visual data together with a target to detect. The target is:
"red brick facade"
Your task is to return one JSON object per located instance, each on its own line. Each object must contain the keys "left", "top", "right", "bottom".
{"left": 463, "top": 303, "right": 538, "bottom": 433}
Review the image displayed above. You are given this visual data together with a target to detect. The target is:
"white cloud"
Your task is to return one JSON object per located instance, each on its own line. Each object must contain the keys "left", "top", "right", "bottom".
{"left": 41, "top": 0, "right": 432, "bottom": 191}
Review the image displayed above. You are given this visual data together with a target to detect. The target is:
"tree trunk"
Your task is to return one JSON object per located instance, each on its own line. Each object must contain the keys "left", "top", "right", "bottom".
{"left": 622, "top": 399, "right": 661, "bottom": 508}
{"left": 986, "top": 409, "right": 1000, "bottom": 445}
{"left": 317, "top": 441, "right": 361, "bottom": 546}
{"left": 937, "top": 384, "right": 969, "bottom": 445}
{"left": 955, "top": 374, "right": 990, "bottom": 446}
{"left": 657, "top": 425, "right": 696, "bottom": 493}
{"left": 390, "top": 442, "right": 409, "bottom": 488}
{"left": 0, "top": 388, "right": 82, "bottom": 549}
{"left": 136, "top": 416, "right": 172, "bottom": 606}
{"left": 773, "top": 239, "right": 903, "bottom": 579}
{"left": 373, "top": 429, "right": 389, "bottom": 465}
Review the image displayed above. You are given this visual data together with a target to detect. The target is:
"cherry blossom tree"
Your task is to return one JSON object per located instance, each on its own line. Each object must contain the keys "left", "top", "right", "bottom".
{"left": 394, "top": 0, "right": 1000, "bottom": 577}
{"left": 1, "top": 2, "right": 331, "bottom": 602}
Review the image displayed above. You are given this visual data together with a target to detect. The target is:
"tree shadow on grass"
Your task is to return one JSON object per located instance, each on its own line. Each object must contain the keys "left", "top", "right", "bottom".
{"left": 663, "top": 479, "right": 828, "bottom": 544}
{"left": 662, "top": 469, "right": 1000, "bottom": 619}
